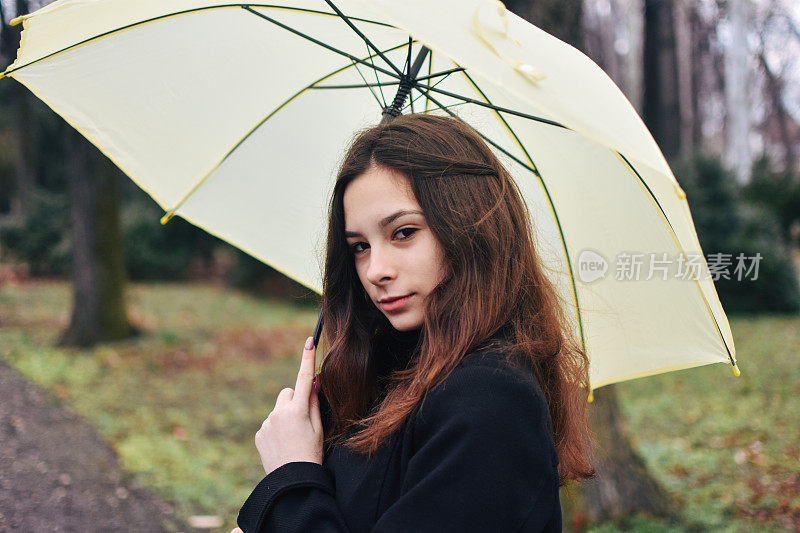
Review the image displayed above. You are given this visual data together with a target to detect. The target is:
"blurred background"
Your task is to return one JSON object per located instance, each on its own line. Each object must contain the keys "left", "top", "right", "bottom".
{"left": 0, "top": 0, "right": 798, "bottom": 531}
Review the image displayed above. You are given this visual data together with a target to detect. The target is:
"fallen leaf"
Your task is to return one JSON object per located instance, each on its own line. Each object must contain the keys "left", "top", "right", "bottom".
{"left": 173, "top": 426, "right": 188, "bottom": 440}
{"left": 734, "top": 449, "right": 747, "bottom": 464}
{"left": 188, "top": 515, "right": 223, "bottom": 528}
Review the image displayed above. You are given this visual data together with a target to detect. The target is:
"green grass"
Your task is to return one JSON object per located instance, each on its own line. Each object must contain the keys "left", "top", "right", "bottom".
{"left": 1, "top": 281, "right": 798, "bottom": 532}
{"left": 610, "top": 314, "right": 800, "bottom": 532}
{"left": 0, "top": 281, "right": 319, "bottom": 530}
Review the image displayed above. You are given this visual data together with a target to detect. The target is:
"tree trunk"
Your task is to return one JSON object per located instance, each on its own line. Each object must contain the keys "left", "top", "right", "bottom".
{"left": 723, "top": 0, "right": 751, "bottom": 183}
{"left": 581, "top": 0, "right": 644, "bottom": 113}
{"left": 0, "top": 0, "right": 35, "bottom": 226}
{"left": 643, "top": 0, "right": 681, "bottom": 162}
{"left": 579, "top": 387, "right": 679, "bottom": 522}
{"left": 689, "top": 6, "right": 709, "bottom": 149}
{"left": 757, "top": 49, "right": 797, "bottom": 174}
{"left": 619, "top": 0, "right": 645, "bottom": 114}
{"left": 673, "top": 0, "right": 694, "bottom": 159}
{"left": 59, "top": 128, "right": 133, "bottom": 347}
{"left": 504, "top": 0, "right": 586, "bottom": 53}
{"left": 582, "top": 2, "right": 620, "bottom": 85}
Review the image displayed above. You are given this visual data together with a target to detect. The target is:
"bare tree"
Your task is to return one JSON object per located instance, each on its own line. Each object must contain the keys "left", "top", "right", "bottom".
{"left": 504, "top": 0, "right": 585, "bottom": 52}
{"left": 583, "top": 0, "right": 644, "bottom": 113}
{"left": 0, "top": 0, "right": 35, "bottom": 227}
{"left": 674, "top": 0, "right": 695, "bottom": 157}
{"left": 59, "top": 127, "right": 133, "bottom": 347}
{"left": 752, "top": 0, "right": 800, "bottom": 174}
{"left": 643, "top": 0, "right": 681, "bottom": 161}
{"left": 723, "top": 0, "right": 753, "bottom": 183}
{"left": 757, "top": 48, "right": 798, "bottom": 173}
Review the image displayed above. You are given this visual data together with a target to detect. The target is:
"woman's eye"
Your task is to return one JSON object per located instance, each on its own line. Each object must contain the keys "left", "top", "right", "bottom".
{"left": 350, "top": 242, "right": 368, "bottom": 254}
{"left": 350, "top": 228, "right": 417, "bottom": 255}
{"left": 395, "top": 227, "right": 417, "bottom": 240}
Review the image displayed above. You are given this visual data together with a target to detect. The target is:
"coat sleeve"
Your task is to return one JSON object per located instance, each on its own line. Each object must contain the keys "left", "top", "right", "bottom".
{"left": 236, "top": 461, "right": 350, "bottom": 532}
{"left": 372, "top": 362, "right": 560, "bottom": 533}
{"left": 237, "top": 390, "right": 351, "bottom": 533}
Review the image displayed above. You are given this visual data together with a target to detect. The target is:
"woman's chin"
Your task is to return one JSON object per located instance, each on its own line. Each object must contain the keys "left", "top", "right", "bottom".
{"left": 386, "top": 314, "right": 423, "bottom": 332}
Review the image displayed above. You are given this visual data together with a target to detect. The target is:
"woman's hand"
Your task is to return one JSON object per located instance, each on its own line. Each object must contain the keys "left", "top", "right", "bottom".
{"left": 255, "top": 336, "right": 323, "bottom": 476}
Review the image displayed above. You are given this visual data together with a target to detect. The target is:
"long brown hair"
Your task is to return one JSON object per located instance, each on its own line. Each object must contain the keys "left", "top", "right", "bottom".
{"left": 319, "top": 113, "right": 594, "bottom": 484}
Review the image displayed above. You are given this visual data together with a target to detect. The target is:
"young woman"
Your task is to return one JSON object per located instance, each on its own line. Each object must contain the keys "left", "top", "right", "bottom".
{"left": 235, "top": 114, "right": 595, "bottom": 532}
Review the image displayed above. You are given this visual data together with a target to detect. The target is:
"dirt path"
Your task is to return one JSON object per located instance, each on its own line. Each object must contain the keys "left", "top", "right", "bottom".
{"left": 0, "top": 359, "right": 192, "bottom": 532}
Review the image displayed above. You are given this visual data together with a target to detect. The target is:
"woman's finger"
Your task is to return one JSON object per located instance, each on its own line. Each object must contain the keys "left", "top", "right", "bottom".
{"left": 293, "top": 336, "right": 316, "bottom": 403}
{"left": 309, "top": 387, "right": 322, "bottom": 434}
{"left": 274, "top": 386, "right": 294, "bottom": 410}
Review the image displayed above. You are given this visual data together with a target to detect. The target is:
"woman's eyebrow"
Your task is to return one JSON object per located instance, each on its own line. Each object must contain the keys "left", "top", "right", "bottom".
{"left": 345, "top": 209, "right": 424, "bottom": 238}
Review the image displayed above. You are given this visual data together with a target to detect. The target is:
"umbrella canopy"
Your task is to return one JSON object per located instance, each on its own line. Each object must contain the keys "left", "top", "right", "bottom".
{"left": 1, "top": 0, "right": 738, "bottom": 391}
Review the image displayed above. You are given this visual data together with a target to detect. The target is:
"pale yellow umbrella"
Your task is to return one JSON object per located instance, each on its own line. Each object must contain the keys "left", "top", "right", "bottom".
{"left": 1, "top": 0, "right": 740, "bottom": 394}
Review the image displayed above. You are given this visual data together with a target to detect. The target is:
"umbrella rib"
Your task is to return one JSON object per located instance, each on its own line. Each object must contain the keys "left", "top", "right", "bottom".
{"left": 159, "top": 40, "right": 411, "bottom": 224}
{"left": 242, "top": 6, "right": 402, "bottom": 82}
{"left": 311, "top": 81, "right": 400, "bottom": 89}
{"left": 414, "top": 80, "right": 568, "bottom": 129}
{"left": 0, "top": 4, "right": 397, "bottom": 79}
{"left": 412, "top": 84, "right": 538, "bottom": 176}
{"left": 406, "top": 38, "right": 415, "bottom": 114}
{"left": 348, "top": 59, "right": 386, "bottom": 108}
{"left": 458, "top": 69, "right": 589, "bottom": 364}
{"left": 404, "top": 69, "right": 456, "bottom": 112}
{"left": 459, "top": 71, "right": 541, "bottom": 175}
{"left": 419, "top": 100, "right": 470, "bottom": 112}
{"left": 614, "top": 152, "right": 738, "bottom": 369}
{"left": 425, "top": 51, "right": 432, "bottom": 113}
{"left": 322, "top": 0, "right": 405, "bottom": 78}
{"left": 365, "top": 41, "right": 388, "bottom": 107}
{"left": 404, "top": 37, "right": 413, "bottom": 79}
{"left": 416, "top": 66, "right": 466, "bottom": 82}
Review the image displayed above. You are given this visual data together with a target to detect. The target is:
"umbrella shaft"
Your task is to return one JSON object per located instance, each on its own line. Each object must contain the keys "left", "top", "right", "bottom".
{"left": 381, "top": 46, "right": 430, "bottom": 123}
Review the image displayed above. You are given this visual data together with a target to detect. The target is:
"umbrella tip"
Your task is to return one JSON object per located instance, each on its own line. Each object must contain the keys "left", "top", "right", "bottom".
{"left": 732, "top": 362, "right": 741, "bottom": 377}
{"left": 160, "top": 212, "right": 174, "bottom": 225}
{"left": 587, "top": 390, "right": 594, "bottom": 403}
{"left": 10, "top": 15, "right": 26, "bottom": 26}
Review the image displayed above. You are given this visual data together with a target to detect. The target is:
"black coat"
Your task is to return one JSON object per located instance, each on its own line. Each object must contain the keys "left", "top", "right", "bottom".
{"left": 237, "top": 333, "right": 562, "bottom": 532}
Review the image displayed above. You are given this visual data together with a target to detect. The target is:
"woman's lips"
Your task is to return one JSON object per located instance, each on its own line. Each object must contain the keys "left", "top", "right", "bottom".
{"left": 379, "top": 293, "right": 414, "bottom": 312}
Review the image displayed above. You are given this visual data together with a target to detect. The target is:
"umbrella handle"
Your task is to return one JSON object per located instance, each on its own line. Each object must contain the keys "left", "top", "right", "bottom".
{"left": 313, "top": 308, "right": 323, "bottom": 349}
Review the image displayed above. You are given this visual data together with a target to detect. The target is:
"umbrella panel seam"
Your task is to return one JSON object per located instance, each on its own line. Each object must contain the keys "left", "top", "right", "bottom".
{"left": 1, "top": 4, "right": 396, "bottom": 79}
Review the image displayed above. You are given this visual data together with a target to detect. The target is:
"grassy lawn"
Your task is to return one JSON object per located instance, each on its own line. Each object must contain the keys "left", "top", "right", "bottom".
{"left": 612, "top": 314, "right": 800, "bottom": 532}
{"left": 1, "top": 280, "right": 798, "bottom": 531}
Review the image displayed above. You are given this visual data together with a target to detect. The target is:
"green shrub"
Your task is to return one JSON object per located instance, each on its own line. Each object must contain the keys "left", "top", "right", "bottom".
{"left": 0, "top": 189, "right": 71, "bottom": 276}
{"left": 744, "top": 154, "right": 800, "bottom": 247}
{"left": 120, "top": 189, "right": 219, "bottom": 280}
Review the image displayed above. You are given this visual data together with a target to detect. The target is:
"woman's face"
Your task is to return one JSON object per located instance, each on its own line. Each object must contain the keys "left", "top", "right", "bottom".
{"left": 343, "top": 165, "right": 447, "bottom": 332}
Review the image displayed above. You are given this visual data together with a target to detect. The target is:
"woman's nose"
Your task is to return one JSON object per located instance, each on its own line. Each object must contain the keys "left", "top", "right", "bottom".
{"left": 366, "top": 244, "right": 396, "bottom": 285}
